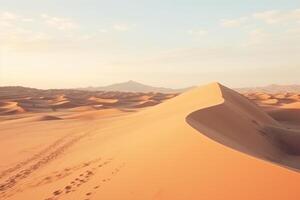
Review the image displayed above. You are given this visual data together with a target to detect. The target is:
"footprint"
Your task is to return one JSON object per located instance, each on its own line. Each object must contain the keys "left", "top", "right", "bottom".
{"left": 65, "top": 185, "right": 72, "bottom": 190}
{"left": 86, "top": 171, "right": 93, "bottom": 175}
{"left": 53, "top": 190, "right": 62, "bottom": 196}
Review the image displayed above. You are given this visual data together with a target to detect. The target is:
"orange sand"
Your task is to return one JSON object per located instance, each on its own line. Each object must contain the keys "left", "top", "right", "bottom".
{"left": 1, "top": 83, "right": 300, "bottom": 200}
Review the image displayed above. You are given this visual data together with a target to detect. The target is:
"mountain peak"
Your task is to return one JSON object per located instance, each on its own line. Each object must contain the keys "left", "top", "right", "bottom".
{"left": 79, "top": 81, "right": 192, "bottom": 93}
{"left": 124, "top": 80, "right": 143, "bottom": 85}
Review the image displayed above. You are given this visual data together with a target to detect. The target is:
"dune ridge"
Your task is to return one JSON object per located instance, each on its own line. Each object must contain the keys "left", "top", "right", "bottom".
{"left": 186, "top": 83, "right": 300, "bottom": 171}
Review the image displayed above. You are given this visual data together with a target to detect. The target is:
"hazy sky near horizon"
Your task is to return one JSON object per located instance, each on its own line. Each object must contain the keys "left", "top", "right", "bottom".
{"left": 1, "top": 0, "right": 300, "bottom": 89}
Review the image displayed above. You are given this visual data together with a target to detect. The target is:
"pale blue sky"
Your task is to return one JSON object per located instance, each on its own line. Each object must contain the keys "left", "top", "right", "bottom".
{"left": 1, "top": 0, "right": 300, "bottom": 88}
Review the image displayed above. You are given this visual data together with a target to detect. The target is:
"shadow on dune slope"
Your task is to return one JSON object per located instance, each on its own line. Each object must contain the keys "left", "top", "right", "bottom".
{"left": 186, "top": 83, "right": 300, "bottom": 171}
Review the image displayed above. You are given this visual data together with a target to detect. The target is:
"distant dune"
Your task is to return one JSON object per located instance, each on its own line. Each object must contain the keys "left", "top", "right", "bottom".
{"left": 0, "top": 101, "right": 25, "bottom": 115}
{"left": 237, "top": 84, "right": 300, "bottom": 93}
{"left": 0, "top": 86, "right": 178, "bottom": 117}
{"left": 1, "top": 83, "right": 300, "bottom": 199}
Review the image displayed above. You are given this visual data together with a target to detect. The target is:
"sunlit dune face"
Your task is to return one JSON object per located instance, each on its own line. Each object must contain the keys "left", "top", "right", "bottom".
{"left": 1, "top": 0, "right": 300, "bottom": 198}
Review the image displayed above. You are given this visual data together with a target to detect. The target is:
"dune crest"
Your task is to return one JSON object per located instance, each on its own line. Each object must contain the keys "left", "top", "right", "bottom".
{"left": 186, "top": 83, "right": 300, "bottom": 171}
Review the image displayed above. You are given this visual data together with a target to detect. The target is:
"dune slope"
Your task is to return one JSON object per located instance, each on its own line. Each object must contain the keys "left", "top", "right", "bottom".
{"left": 187, "top": 83, "right": 300, "bottom": 171}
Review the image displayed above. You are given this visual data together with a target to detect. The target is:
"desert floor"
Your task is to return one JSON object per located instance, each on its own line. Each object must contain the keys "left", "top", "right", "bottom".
{"left": 1, "top": 83, "right": 300, "bottom": 200}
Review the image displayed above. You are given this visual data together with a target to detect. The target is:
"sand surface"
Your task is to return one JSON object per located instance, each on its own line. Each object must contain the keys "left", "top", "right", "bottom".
{"left": 1, "top": 83, "right": 300, "bottom": 199}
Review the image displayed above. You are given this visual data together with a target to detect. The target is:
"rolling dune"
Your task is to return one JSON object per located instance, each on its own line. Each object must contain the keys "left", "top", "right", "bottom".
{"left": 0, "top": 102, "right": 26, "bottom": 115}
{"left": 0, "top": 87, "right": 174, "bottom": 116}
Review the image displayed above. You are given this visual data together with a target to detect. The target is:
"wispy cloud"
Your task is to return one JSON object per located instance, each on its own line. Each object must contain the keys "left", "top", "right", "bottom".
{"left": 0, "top": 11, "right": 18, "bottom": 20}
{"left": 220, "top": 8, "right": 300, "bottom": 28}
{"left": 219, "top": 8, "right": 300, "bottom": 48}
{"left": 253, "top": 9, "right": 300, "bottom": 24}
{"left": 220, "top": 17, "right": 248, "bottom": 28}
{"left": 112, "top": 23, "right": 135, "bottom": 32}
{"left": 0, "top": 11, "right": 134, "bottom": 51}
{"left": 98, "top": 28, "right": 108, "bottom": 33}
{"left": 97, "top": 23, "right": 135, "bottom": 33}
{"left": 0, "top": 11, "right": 82, "bottom": 50}
{"left": 187, "top": 28, "right": 208, "bottom": 36}
{"left": 0, "top": 11, "right": 46, "bottom": 47}
{"left": 41, "top": 14, "right": 78, "bottom": 30}
{"left": 0, "top": 11, "right": 33, "bottom": 27}
{"left": 244, "top": 29, "right": 268, "bottom": 46}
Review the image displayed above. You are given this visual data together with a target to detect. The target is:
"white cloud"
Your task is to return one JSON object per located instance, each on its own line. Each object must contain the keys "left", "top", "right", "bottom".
{"left": 0, "top": 11, "right": 18, "bottom": 20}
{"left": 220, "top": 17, "right": 248, "bottom": 28}
{"left": 220, "top": 8, "right": 300, "bottom": 29}
{"left": 253, "top": 9, "right": 300, "bottom": 24}
{"left": 187, "top": 29, "right": 207, "bottom": 36}
{"left": 0, "top": 11, "right": 34, "bottom": 26}
{"left": 0, "top": 12, "right": 34, "bottom": 45}
{"left": 244, "top": 29, "right": 268, "bottom": 46}
{"left": 41, "top": 14, "right": 78, "bottom": 30}
{"left": 98, "top": 23, "right": 135, "bottom": 33}
{"left": 218, "top": 8, "right": 300, "bottom": 48}
{"left": 22, "top": 18, "right": 34, "bottom": 22}
{"left": 98, "top": 28, "right": 108, "bottom": 33}
{"left": 0, "top": 11, "right": 81, "bottom": 50}
{"left": 0, "top": 27, "right": 52, "bottom": 49}
{"left": 0, "top": 11, "right": 18, "bottom": 27}
{"left": 112, "top": 23, "right": 134, "bottom": 32}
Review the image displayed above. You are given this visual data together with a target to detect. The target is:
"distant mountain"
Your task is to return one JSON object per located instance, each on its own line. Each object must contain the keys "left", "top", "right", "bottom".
{"left": 236, "top": 84, "right": 300, "bottom": 93}
{"left": 79, "top": 80, "right": 193, "bottom": 93}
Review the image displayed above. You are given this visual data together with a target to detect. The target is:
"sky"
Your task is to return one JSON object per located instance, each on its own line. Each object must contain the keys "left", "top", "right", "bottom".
{"left": 0, "top": 0, "right": 300, "bottom": 89}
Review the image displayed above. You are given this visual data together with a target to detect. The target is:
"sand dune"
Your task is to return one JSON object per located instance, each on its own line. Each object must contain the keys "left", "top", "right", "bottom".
{"left": 0, "top": 87, "right": 173, "bottom": 116}
{"left": 1, "top": 83, "right": 300, "bottom": 199}
{"left": 131, "top": 99, "right": 159, "bottom": 108}
{"left": 237, "top": 84, "right": 300, "bottom": 93}
{"left": 66, "top": 108, "right": 127, "bottom": 120}
{"left": 37, "top": 115, "right": 62, "bottom": 121}
{"left": 0, "top": 102, "right": 25, "bottom": 115}
{"left": 187, "top": 83, "right": 300, "bottom": 170}
{"left": 88, "top": 96, "right": 119, "bottom": 104}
